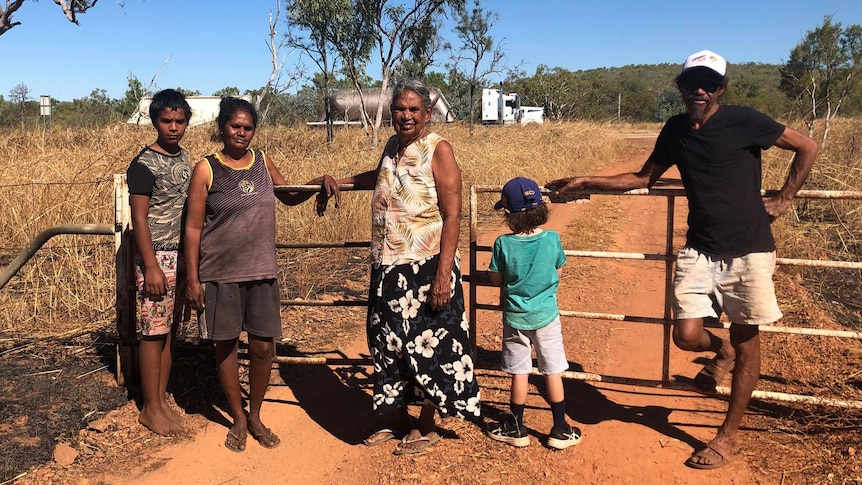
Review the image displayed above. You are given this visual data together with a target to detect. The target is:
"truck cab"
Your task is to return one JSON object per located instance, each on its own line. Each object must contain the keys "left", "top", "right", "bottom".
{"left": 481, "top": 88, "right": 544, "bottom": 125}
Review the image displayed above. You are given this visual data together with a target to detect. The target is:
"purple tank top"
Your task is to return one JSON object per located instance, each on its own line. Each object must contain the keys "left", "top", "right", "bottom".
{"left": 199, "top": 149, "right": 277, "bottom": 283}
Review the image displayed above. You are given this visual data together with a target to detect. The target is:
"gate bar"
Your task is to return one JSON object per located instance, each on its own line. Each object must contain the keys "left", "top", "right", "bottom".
{"left": 470, "top": 183, "right": 862, "bottom": 408}
{"left": 0, "top": 224, "right": 113, "bottom": 290}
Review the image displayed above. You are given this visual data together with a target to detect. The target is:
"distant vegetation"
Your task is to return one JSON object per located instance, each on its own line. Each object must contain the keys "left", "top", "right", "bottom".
{"left": 503, "top": 61, "right": 798, "bottom": 122}
{"left": 2, "top": 58, "right": 860, "bottom": 131}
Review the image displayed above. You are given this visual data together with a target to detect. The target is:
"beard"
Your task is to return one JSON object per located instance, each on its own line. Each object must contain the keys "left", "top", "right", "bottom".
{"left": 685, "top": 96, "right": 710, "bottom": 121}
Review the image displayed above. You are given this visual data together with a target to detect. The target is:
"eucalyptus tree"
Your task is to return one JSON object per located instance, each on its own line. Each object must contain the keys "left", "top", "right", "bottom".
{"left": 780, "top": 15, "right": 862, "bottom": 145}
{"left": 394, "top": 13, "right": 443, "bottom": 80}
{"left": 1, "top": 0, "right": 99, "bottom": 36}
{"left": 286, "top": 0, "right": 462, "bottom": 145}
{"left": 356, "top": 0, "right": 464, "bottom": 146}
{"left": 447, "top": 0, "right": 509, "bottom": 134}
{"left": 284, "top": 0, "right": 362, "bottom": 142}
{"left": 213, "top": 87, "right": 241, "bottom": 97}
{"left": 9, "top": 83, "right": 30, "bottom": 129}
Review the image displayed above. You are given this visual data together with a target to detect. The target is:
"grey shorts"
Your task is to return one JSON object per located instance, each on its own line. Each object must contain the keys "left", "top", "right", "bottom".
{"left": 673, "top": 247, "right": 782, "bottom": 325}
{"left": 202, "top": 279, "right": 282, "bottom": 340}
{"left": 501, "top": 316, "right": 569, "bottom": 375}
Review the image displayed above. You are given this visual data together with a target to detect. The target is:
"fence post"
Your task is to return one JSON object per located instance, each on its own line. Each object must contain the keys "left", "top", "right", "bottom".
{"left": 661, "top": 195, "right": 675, "bottom": 384}
{"left": 114, "top": 174, "right": 137, "bottom": 386}
{"left": 469, "top": 185, "right": 479, "bottom": 358}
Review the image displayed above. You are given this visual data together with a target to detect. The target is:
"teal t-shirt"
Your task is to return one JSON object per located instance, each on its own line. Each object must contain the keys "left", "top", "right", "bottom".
{"left": 488, "top": 229, "right": 566, "bottom": 330}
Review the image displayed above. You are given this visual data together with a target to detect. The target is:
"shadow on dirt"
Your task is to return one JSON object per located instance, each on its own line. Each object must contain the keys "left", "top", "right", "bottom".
{"left": 277, "top": 349, "right": 375, "bottom": 445}
{"left": 475, "top": 344, "right": 707, "bottom": 451}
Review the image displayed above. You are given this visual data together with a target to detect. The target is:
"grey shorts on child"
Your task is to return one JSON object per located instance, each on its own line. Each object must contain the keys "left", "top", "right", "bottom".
{"left": 501, "top": 316, "right": 569, "bottom": 375}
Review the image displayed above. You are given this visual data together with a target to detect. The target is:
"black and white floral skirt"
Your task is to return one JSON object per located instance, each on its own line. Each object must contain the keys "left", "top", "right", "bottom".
{"left": 366, "top": 254, "right": 481, "bottom": 420}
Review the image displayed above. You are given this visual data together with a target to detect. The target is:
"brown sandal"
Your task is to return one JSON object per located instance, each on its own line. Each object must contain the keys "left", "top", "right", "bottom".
{"left": 249, "top": 426, "right": 281, "bottom": 449}
{"left": 685, "top": 439, "right": 734, "bottom": 469}
{"left": 224, "top": 430, "right": 247, "bottom": 453}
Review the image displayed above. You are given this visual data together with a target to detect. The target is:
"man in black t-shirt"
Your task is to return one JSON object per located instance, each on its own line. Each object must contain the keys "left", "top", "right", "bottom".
{"left": 547, "top": 50, "right": 819, "bottom": 470}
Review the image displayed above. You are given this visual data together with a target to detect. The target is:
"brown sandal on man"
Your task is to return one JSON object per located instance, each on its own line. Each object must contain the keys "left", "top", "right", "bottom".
{"left": 685, "top": 439, "right": 733, "bottom": 469}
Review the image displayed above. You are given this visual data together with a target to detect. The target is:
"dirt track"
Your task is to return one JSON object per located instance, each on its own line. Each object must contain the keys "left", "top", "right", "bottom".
{"left": 72, "top": 138, "right": 772, "bottom": 485}
{"left": 10, "top": 137, "right": 824, "bottom": 484}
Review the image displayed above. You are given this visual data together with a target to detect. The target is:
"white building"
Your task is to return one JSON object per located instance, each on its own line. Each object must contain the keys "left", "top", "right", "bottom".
{"left": 126, "top": 95, "right": 253, "bottom": 127}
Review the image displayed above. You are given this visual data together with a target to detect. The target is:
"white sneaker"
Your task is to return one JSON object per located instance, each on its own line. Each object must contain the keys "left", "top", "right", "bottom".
{"left": 487, "top": 417, "right": 529, "bottom": 447}
{"left": 547, "top": 425, "right": 582, "bottom": 450}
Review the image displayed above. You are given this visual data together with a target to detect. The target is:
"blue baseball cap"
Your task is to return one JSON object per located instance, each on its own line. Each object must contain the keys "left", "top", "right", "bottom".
{"left": 494, "top": 177, "right": 542, "bottom": 212}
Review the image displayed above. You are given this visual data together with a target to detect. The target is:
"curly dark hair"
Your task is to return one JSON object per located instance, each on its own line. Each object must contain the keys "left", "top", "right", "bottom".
{"left": 504, "top": 202, "right": 550, "bottom": 234}
{"left": 148, "top": 88, "right": 191, "bottom": 123}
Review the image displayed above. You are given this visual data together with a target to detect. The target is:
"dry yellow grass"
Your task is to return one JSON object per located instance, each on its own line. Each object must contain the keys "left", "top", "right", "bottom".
{"left": 765, "top": 117, "right": 862, "bottom": 330}
{"left": 0, "top": 121, "right": 625, "bottom": 337}
{"left": 1, "top": 117, "right": 859, "bottom": 338}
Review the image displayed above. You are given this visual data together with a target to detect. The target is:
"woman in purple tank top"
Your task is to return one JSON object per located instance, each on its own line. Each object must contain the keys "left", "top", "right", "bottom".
{"left": 184, "top": 97, "right": 338, "bottom": 453}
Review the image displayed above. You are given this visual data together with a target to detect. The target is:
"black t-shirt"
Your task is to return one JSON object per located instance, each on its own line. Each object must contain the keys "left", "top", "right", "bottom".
{"left": 127, "top": 157, "right": 156, "bottom": 195}
{"left": 648, "top": 105, "right": 785, "bottom": 254}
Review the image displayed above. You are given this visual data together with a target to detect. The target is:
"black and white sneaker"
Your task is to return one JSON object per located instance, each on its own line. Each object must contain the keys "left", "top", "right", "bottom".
{"left": 547, "top": 425, "right": 582, "bottom": 450}
{"left": 487, "top": 417, "right": 529, "bottom": 447}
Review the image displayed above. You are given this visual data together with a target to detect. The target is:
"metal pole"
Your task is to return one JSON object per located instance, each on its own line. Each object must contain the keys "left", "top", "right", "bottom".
{"left": 469, "top": 184, "right": 479, "bottom": 359}
{"left": 0, "top": 224, "right": 114, "bottom": 290}
{"left": 662, "top": 194, "right": 675, "bottom": 384}
{"left": 617, "top": 93, "right": 621, "bottom": 124}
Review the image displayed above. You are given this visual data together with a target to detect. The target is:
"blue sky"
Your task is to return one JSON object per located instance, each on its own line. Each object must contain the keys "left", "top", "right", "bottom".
{"left": 2, "top": 0, "right": 860, "bottom": 101}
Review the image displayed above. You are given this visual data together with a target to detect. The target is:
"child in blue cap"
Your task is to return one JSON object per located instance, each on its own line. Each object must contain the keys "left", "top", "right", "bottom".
{"left": 487, "top": 177, "right": 582, "bottom": 449}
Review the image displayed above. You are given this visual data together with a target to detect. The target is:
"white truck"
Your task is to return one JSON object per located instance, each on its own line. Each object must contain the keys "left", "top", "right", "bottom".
{"left": 481, "top": 88, "right": 545, "bottom": 125}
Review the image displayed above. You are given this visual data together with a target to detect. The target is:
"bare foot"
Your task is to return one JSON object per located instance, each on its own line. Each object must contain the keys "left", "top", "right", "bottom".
{"left": 163, "top": 403, "right": 185, "bottom": 426}
{"left": 139, "top": 407, "right": 183, "bottom": 436}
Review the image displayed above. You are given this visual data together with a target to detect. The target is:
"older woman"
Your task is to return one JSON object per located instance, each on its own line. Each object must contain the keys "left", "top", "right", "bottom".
{"left": 320, "top": 79, "right": 480, "bottom": 455}
{"left": 185, "top": 97, "right": 337, "bottom": 452}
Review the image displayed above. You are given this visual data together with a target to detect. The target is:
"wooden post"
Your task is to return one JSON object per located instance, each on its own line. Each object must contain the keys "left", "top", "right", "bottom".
{"left": 114, "top": 174, "right": 137, "bottom": 386}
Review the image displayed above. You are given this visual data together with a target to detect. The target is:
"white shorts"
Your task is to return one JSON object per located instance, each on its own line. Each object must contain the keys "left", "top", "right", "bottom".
{"left": 501, "top": 316, "right": 569, "bottom": 375}
{"left": 673, "top": 247, "right": 782, "bottom": 325}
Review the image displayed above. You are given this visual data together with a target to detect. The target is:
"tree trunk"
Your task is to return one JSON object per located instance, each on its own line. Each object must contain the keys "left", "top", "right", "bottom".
{"left": 469, "top": 84, "right": 475, "bottom": 136}
{"left": 325, "top": 95, "right": 334, "bottom": 144}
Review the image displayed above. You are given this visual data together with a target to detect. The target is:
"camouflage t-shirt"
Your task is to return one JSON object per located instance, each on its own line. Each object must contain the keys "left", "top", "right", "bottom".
{"left": 126, "top": 147, "right": 192, "bottom": 249}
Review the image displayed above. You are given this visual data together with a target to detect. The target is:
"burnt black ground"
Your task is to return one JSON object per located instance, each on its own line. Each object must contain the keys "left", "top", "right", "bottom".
{"left": 0, "top": 333, "right": 127, "bottom": 481}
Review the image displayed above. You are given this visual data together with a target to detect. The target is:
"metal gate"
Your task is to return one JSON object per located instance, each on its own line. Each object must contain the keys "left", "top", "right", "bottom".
{"left": 469, "top": 184, "right": 862, "bottom": 409}
{"left": 2, "top": 177, "right": 861, "bottom": 408}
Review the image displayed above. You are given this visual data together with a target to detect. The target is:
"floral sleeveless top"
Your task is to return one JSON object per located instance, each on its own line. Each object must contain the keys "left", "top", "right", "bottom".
{"left": 371, "top": 132, "right": 446, "bottom": 265}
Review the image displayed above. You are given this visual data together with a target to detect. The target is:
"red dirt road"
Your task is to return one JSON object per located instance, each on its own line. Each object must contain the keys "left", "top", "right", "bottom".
{"left": 92, "top": 139, "right": 766, "bottom": 485}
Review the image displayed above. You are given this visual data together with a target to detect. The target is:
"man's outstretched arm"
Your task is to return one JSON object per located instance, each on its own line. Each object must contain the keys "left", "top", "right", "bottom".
{"left": 546, "top": 161, "right": 669, "bottom": 194}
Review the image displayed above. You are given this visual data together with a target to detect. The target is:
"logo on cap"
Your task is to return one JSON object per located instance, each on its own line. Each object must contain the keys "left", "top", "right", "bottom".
{"left": 682, "top": 49, "right": 727, "bottom": 77}
{"left": 495, "top": 177, "right": 542, "bottom": 212}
